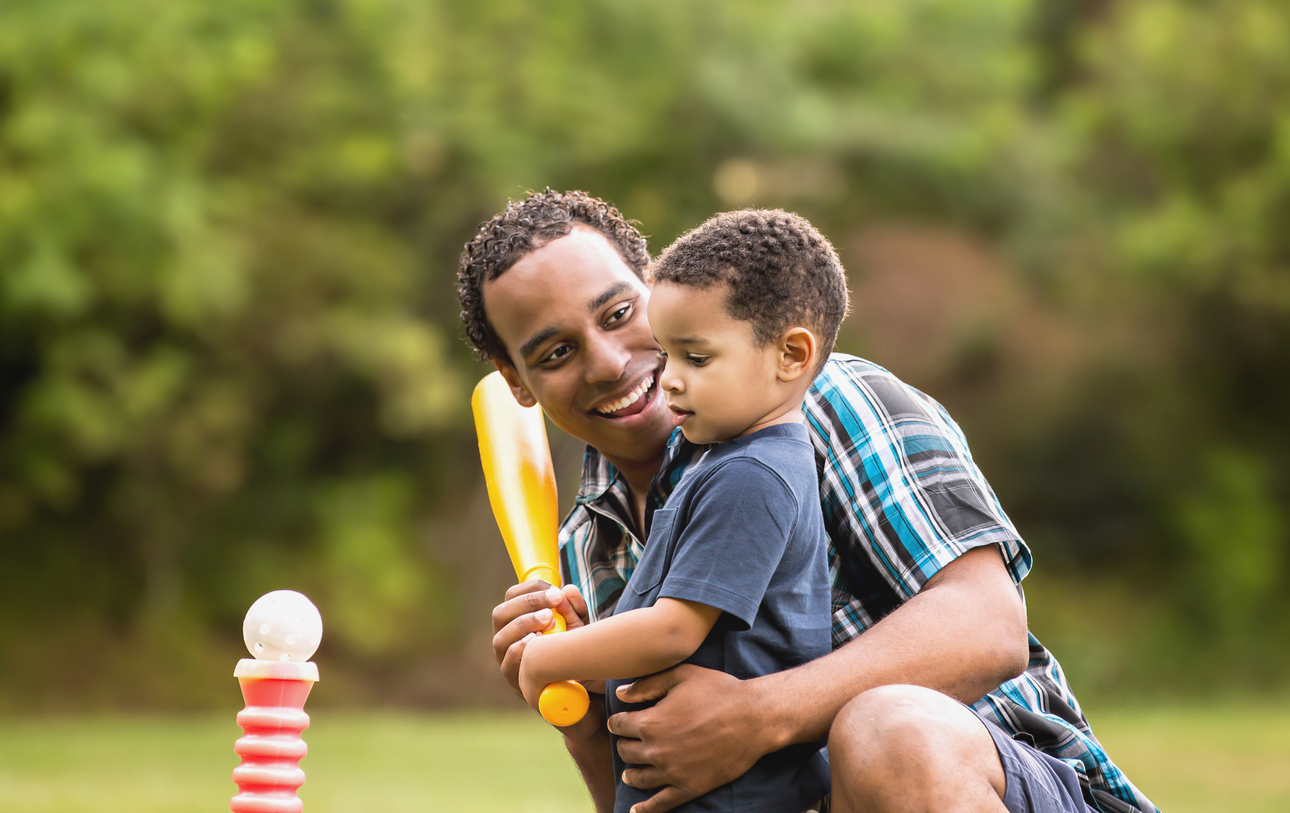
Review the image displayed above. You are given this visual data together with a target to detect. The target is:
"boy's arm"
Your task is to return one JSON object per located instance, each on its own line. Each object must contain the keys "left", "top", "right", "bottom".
{"left": 519, "top": 598, "right": 721, "bottom": 709}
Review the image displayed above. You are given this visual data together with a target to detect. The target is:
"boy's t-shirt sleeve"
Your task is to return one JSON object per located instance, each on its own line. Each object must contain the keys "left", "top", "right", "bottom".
{"left": 654, "top": 457, "right": 799, "bottom": 630}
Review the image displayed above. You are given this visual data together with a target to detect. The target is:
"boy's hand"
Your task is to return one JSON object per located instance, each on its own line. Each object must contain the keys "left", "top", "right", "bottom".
{"left": 517, "top": 632, "right": 551, "bottom": 710}
{"left": 491, "top": 581, "right": 590, "bottom": 699}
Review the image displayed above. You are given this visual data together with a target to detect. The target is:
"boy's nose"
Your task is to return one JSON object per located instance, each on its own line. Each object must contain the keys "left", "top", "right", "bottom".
{"left": 660, "top": 357, "right": 683, "bottom": 393}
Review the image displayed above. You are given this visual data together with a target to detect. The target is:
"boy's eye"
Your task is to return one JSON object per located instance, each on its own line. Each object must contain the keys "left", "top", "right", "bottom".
{"left": 687, "top": 355, "right": 709, "bottom": 367}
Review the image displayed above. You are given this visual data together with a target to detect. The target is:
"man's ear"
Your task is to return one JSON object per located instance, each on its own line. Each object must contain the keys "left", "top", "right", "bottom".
{"left": 776, "top": 327, "right": 818, "bottom": 383}
{"left": 493, "top": 359, "right": 538, "bottom": 407}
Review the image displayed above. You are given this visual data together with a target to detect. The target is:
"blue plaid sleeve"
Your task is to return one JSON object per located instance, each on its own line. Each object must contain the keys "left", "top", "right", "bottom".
{"left": 804, "top": 355, "right": 1032, "bottom": 642}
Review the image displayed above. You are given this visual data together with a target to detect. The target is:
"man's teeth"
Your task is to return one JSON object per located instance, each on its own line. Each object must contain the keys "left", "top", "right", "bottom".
{"left": 595, "top": 376, "right": 654, "bottom": 415}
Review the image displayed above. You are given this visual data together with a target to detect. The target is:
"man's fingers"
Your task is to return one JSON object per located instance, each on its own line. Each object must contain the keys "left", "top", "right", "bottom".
{"left": 612, "top": 734, "right": 655, "bottom": 768}
{"left": 491, "top": 606, "right": 555, "bottom": 662}
{"left": 614, "top": 666, "right": 685, "bottom": 705}
{"left": 561, "top": 584, "right": 591, "bottom": 628}
{"left": 626, "top": 785, "right": 698, "bottom": 813}
{"left": 605, "top": 709, "right": 640, "bottom": 740}
{"left": 492, "top": 585, "right": 564, "bottom": 633}
{"left": 619, "top": 765, "right": 666, "bottom": 790}
{"left": 503, "top": 578, "right": 555, "bottom": 602}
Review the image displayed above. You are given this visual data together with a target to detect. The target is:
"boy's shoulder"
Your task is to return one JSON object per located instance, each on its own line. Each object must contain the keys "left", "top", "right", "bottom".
{"left": 689, "top": 423, "right": 816, "bottom": 499}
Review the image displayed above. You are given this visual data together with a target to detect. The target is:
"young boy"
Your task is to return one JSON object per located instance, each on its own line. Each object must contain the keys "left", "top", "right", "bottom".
{"left": 518, "top": 209, "right": 849, "bottom": 813}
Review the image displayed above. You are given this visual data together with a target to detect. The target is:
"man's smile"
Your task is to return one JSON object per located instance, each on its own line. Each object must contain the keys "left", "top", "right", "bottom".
{"left": 591, "top": 372, "right": 658, "bottom": 418}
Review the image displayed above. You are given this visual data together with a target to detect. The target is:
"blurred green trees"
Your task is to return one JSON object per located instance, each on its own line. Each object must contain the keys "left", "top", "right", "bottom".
{"left": 0, "top": 0, "right": 1286, "bottom": 709}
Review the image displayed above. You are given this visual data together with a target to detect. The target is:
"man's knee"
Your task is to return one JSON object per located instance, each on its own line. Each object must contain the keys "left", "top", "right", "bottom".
{"left": 830, "top": 685, "right": 949, "bottom": 776}
{"left": 828, "top": 685, "right": 1007, "bottom": 811}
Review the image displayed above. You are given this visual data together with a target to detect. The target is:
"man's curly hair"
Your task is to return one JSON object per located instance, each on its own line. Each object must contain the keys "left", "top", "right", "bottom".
{"left": 457, "top": 189, "right": 649, "bottom": 363}
{"left": 653, "top": 209, "right": 850, "bottom": 370}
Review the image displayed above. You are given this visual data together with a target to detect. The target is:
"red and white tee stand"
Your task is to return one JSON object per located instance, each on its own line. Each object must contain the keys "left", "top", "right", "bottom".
{"left": 230, "top": 659, "right": 319, "bottom": 813}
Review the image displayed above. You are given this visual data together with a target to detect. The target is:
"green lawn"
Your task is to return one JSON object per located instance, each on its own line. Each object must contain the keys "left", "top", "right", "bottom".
{"left": 0, "top": 703, "right": 1286, "bottom": 812}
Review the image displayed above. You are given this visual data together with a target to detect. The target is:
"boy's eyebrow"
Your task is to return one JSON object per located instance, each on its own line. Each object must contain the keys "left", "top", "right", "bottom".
{"left": 669, "top": 336, "right": 710, "bottom": 347}
{"left": 588, "top": 282, "right": 633, "bottom": 312}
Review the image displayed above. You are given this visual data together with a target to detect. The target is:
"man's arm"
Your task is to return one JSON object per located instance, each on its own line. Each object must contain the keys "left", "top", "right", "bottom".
{"left": 491, "top": 580, "right": 616, "bottom": 812}
{"left": 608, "top": 545, "right": 1030, "bottom": 813}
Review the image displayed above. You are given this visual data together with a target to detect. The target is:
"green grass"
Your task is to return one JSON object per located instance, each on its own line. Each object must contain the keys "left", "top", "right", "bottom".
{"left": 0, "top": 703, "right": 1286, "bottom": 812}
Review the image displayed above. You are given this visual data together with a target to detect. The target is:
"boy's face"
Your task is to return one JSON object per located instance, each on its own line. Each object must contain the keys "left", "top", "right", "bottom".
{"left": 648, "top": 280, "right": 789, "bottom": 444}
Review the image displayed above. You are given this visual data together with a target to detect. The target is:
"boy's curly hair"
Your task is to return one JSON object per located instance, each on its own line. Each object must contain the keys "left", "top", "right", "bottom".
{"left": 653, "top": 209, "right": 850, "bottom": 369}
{"left": 457, "top": 189, "right": 649, "bottom": 363}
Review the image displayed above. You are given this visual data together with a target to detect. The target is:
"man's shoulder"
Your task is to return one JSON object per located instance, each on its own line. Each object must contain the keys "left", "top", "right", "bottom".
{"left": 807, "top": 353, "right": 947, "bottom": 428}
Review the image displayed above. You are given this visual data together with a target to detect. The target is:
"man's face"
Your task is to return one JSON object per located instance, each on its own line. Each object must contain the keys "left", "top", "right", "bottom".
{"left": 482, "top": 226, "right": 673, "bottom": 467}
{"left": 649, "top": 281, "right": 786, "bottom": 444}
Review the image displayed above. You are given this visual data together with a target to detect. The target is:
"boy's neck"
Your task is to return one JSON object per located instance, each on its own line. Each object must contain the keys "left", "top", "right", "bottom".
{"left": 736, "top": 405, "right": 805, "bottom": 438}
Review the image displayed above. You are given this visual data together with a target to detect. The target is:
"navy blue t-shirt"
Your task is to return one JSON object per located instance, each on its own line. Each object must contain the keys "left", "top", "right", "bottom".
{"left": 607, "top": 422, "right": 831, "bottom": 813}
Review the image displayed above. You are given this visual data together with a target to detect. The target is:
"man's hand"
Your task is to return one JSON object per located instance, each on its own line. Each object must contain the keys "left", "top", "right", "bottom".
{"left": 607, "top": 665, "right": 768, "bottom": 813}
{"left": 491, "top": 580, "right": 589, "bottom": 698}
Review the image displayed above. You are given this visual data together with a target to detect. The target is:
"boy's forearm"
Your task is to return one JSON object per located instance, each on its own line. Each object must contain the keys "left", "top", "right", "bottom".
{"left": 527, "top": 599, "right": 719, "bottom": 686}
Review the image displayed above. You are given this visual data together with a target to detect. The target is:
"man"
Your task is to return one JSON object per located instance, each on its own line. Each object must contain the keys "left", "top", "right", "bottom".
{"left": 457, "top": 189, "right": 1156, "bottom": 813}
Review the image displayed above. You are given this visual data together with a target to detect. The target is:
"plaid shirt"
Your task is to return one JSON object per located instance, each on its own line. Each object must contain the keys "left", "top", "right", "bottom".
{"left": 559, "top": 354, "right": 1157, "bottom": 813}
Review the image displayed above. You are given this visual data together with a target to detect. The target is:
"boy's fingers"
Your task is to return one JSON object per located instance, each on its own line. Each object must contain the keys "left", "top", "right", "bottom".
{"left": 625, "top": 785, "right": 696, "bottom": 813}
{"left": 496, "top": 637, "right": 527, "bottom": 699}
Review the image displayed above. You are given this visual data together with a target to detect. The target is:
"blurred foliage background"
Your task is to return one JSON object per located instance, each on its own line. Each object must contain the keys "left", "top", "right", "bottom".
{"left": 0, "top": 0, "right": 1287, "bottom": 713}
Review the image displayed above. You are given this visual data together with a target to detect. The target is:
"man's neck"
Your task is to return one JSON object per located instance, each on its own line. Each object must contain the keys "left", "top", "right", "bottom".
{"left": 601, "top": 450, "right": 665, "bottom": 535}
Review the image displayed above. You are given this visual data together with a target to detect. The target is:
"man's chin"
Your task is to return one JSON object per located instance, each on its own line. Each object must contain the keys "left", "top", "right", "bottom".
{"left": 583, "top": 396, "right": 673, "bottom": 460}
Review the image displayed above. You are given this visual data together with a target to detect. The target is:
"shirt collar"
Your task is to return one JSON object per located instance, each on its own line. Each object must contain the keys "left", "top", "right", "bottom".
{"left": 574, "top": 428, "right": 697, "bottom": 507}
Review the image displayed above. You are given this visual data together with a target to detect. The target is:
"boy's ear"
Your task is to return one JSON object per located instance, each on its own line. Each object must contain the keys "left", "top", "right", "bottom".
{"left": 776, "top": 327, "right": 818, "bottom": 383}
{"left": 493, "top": 359, "right": 538, "bottom": 407}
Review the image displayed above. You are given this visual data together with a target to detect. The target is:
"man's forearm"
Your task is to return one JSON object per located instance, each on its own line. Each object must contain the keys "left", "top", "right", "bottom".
{"left": 752, "top": 546, "right": 1030, "bottom": 748}
{"left": 560, "top": 697, "right": 616, "bottom": 813}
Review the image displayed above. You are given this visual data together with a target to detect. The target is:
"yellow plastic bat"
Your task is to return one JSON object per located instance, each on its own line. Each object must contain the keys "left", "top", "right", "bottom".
{"left": 472, "top": 371, "right": 589, "bottom": 727}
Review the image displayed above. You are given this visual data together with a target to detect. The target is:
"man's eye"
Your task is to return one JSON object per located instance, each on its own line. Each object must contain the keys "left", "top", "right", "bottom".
{"left": 604, "top": 303, "right": 632, "bottom": 327}
{"left": 540, "top": 345, "right": 573, "bottom": 365}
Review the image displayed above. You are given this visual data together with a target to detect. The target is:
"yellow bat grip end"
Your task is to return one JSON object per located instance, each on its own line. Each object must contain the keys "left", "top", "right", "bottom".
{"left": 539, "top": 680, "right": 590, "bottom": 727}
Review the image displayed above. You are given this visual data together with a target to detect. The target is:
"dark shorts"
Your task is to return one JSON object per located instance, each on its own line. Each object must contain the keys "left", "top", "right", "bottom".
{"left": 978, "top": 713, "right": 1093, "bottom": 813}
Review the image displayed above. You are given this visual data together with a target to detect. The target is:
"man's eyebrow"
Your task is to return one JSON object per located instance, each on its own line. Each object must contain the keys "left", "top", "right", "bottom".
{"left": 588, "top": 283, "right": 633, "bottom": 312}
{"left": 519, "top": 327, "right": 561, "bottom": 361}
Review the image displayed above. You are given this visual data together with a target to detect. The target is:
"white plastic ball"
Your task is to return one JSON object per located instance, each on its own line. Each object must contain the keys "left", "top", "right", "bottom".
{"left": 243, "top": 590, "right": 323, "bottom": 662}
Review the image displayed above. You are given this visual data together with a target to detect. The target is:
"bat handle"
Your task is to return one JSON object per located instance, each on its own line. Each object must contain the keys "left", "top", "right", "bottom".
{"left": 538, "top": 680, "right": 590, "bottom": 727}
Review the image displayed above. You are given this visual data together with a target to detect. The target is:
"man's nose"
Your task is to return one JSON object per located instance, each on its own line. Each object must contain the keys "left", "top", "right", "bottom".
{"left": 583, "top": 332, "right": 631, "bottom": 384}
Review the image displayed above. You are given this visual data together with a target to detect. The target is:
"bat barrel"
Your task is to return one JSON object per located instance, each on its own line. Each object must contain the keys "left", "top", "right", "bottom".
{"left": 473, "top": 372, "right": 587, "bottom": 727}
